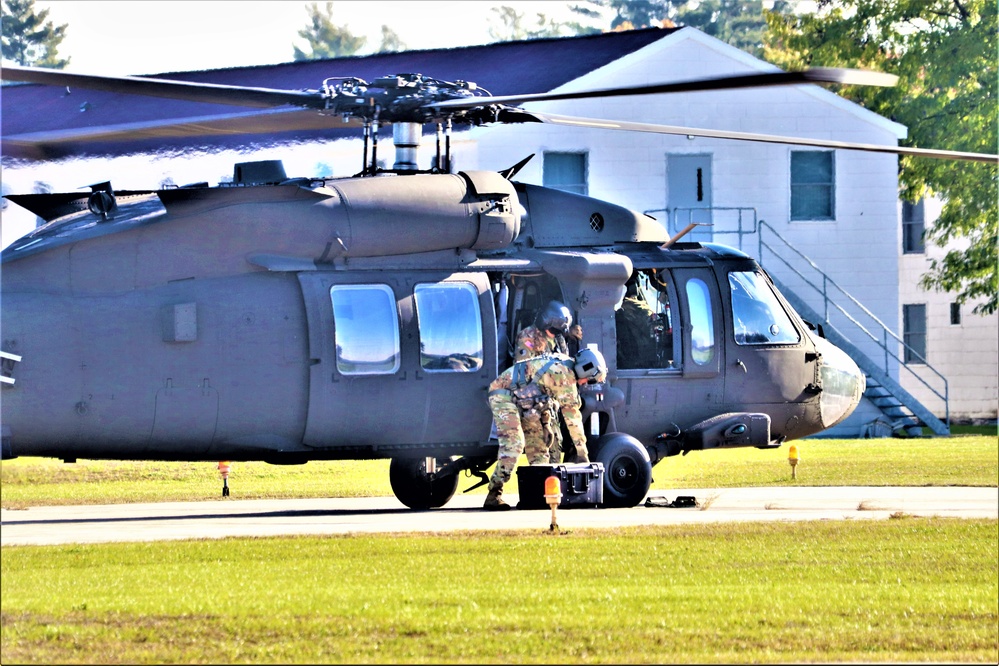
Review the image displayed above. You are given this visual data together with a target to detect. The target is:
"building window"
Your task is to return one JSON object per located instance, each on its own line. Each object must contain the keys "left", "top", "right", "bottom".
{"left": 414, "top": 282, "right": 483, "bottom": 372}
{"left": 902, "top": 199, "right": 925, "bottom": 254}
{"left": 790, "top": 151, "right": 835, "bottom": 220}
{"left": 330, "top": 284, "right": 400, "bottom": 375}
{"left": 949, "top": 302, "right": 961, "bottom": 326}
{"left": 903, "top": 304, "right": 927, "bottom": 364}
{"left": 543, "top": 152, "right": 587, "bottom": 195}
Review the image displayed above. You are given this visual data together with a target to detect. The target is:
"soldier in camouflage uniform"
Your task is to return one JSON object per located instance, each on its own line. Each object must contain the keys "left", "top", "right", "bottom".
{"left": 513, "top": 301, "right": 584, "bottom": 463}
{"left": 616, "top": 274, "right": 659, "bottom": 369}
{"left": 483, "top": 348, "right": 607, "bottom": 511}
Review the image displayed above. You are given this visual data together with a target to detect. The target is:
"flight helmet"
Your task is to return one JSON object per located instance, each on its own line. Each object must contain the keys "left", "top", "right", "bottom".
{"left": 536, "top": 300, "right": 572, "bottom": 337}
{"left": 573, "top": 348, "right": 607, "bottom": 383}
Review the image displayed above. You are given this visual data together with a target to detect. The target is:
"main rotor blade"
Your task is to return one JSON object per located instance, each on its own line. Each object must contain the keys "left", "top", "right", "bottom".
{"left": 0, "top": 65, "right": 325, "bottom": 109}
{"left": 526, "top": 111, "right": 999, "bottom": 164}
{"left": 1, "top": 108, "right": 360, "bottom": 161}
{"left": 430, "top": 68, "right": 898, "bottom": 110}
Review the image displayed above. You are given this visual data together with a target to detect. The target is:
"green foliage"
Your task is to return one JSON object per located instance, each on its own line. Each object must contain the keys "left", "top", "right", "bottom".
{"left": 377, "top": 25, "right": 405, "bottom": 54}
{"left": 487, "top": 5, "right": 600, "bottom": 42}
{"left": 0, "top": 0, "right": 69, "bottom": 68}
{"left": 292, "top": 1, "right": 365, "bottom": 60}
{"left": 2, "top": 520, "right": 996, "bottom": 663}
{"left": 604, "top": 0, "right": 682, "bottom": 29}
{"left": 675, "top": 0, "right": 768, "bottom": 56}
{"left": 763, "top": 0, "right": 999, "bottom": 315}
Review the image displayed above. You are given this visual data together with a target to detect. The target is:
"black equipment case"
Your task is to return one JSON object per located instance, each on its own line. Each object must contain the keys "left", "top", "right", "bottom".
{"left": 516, "top": 463, "right": 604, "bottom": 509}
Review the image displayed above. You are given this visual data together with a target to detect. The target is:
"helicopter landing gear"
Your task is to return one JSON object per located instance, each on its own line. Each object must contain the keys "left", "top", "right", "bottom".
{"left": 593, "top": 433, "right": 653, "bottom": 508}
{"left": 389, "top": 456, "right": 460, "bottom": 510}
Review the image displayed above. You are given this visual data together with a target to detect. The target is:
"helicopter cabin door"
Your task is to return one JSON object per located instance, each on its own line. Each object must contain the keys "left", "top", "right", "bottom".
{"left": 297, "top": 272, "right": 497, "bottom": 451}
{"left": 612, "top": 265, "right": 723, "bottom": 443}
{"left": 667, "top": 154, "right": 713, "bottom": 243}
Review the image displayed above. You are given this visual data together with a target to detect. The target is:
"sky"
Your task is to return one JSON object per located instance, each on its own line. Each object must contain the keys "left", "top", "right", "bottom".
{"left": 36, "top": 1, "right": 601, "bottom": 76}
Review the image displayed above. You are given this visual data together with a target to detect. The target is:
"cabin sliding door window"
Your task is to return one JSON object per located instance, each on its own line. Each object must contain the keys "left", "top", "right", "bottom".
{"left": 616, "top": 268, "right": 677, "bottom": 370}
{"left": 329, "top": 284, "right": 400, "bottom": 374}
{"left": 790, "top": 151, "right": 835, "bottom": 220}
{"left": 685, "top": 278, "right": 715, "bottom": 365}
{"left": 414, "top": 282, "right": 483, "bottom": 372}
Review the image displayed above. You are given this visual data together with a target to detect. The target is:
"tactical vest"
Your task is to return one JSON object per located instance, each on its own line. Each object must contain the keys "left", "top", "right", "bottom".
{"left": 509, "top": 356, "right": 560, "bottom": 417}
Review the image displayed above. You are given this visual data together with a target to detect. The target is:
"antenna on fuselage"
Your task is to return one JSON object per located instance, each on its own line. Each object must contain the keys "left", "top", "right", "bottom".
{"left": 661, "top": 222, "right": 712, "bottom": 249}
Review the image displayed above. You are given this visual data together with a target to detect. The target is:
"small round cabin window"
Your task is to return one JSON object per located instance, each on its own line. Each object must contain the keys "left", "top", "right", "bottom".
{"left": 589, "top": 212, "right": 605, "bottom": 232}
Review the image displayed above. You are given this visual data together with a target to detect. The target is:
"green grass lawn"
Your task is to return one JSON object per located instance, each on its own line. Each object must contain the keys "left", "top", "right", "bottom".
{"left": 1, "top": 435, "right": 995, "bottom": 508}
{"left": 2, "top": 518, "right": 996, "bottom": 664}
{"left": 3, "top": 434, "right": 995, "bottom": 663}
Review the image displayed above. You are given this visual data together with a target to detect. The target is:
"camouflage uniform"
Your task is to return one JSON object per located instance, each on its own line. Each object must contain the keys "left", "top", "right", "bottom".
{"left": 514, "top": 325, "right": 564, "bottom": 463}
{"left": 485, "top": 355, "right": 588, "bottom": 508}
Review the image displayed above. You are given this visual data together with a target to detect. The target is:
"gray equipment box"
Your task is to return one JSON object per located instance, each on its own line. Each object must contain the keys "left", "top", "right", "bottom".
{"left": 516, "top": 463, "right": 604, "bottom": 509}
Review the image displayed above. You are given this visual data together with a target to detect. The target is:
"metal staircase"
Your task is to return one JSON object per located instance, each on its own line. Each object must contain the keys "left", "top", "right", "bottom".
{"left": 662, "top": 209, "right": 950, "bottom": 437}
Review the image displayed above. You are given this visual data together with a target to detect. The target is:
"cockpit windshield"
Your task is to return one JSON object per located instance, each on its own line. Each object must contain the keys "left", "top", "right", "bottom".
{"left": 728, "top": 271, "right": 800, "bottom": 345}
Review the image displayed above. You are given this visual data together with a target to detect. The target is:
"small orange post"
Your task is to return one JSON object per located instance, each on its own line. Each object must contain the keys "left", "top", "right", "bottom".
{"left": 788, "top": 445, "right": 799, "bottom": 480}
{"left": 218, "top": 461, "right": 231, "bottom": 497}
{"left": 544, "top": 475, "right": 562, "bottom": 531}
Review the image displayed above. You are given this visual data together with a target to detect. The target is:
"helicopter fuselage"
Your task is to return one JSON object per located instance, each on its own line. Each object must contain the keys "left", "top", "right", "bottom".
{"left": 1, "top": 168, "right": 865, "bottom": 507}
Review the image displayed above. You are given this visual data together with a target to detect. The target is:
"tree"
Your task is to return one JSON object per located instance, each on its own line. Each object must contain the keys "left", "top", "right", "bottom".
{"left": 487, "top": 5, "right": 600, "bottom": 42}
{"left": 377, "top": 25, "right": 405, "bottom": 53}
{"left": 1, "top": 0, "right": 69, "bottom": 68}
{"left": 764, "top": 0, "right": 998, "bottom": 314}
{"left": 584, "top": 0, "right": 685, "bottom": 29}
{"left": 293, "top": 2, "right": 366, "bottom": 60}
{"left": 674, "top": 0, "right": 768, "bottom": 56}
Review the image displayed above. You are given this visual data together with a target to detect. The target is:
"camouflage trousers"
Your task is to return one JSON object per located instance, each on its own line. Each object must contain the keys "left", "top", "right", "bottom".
{"left": 487, "top": 392, "right": 556, "bottom": 494}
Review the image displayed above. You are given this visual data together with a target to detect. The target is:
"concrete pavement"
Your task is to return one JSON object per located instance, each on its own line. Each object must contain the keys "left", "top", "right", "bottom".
{"left": 2, "top": 486, "right": 996, "bottom": 546}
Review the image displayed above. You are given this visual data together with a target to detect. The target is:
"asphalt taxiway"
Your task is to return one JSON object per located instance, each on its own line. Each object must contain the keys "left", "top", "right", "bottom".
{"left": 2, "top": 486, "right": 996, "bottom": 546}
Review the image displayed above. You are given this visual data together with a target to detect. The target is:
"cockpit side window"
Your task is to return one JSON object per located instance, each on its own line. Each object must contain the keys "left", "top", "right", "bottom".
{"left": 415, "top": 282, "right": 484, "bottom": 372}
{"left": 729, "top": 271, "right": 801, "bottom": 345}
{"left": 330, "top": 284, "right": 401, "bottom": 375}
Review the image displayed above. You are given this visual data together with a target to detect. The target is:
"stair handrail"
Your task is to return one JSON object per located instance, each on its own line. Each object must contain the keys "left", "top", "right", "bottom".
{"left": 756, "top": 220, "right": 949, "bottom": 427}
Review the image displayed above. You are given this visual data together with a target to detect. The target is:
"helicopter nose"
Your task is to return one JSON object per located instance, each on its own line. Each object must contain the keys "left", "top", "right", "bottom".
{"left": 811, "top": 336, "right": 866, "bottom": 428}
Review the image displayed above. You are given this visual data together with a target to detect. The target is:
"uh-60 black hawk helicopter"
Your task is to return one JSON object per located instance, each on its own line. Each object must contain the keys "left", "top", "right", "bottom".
{"left": 2, "top": 61, "right": 996, "bottom": 509}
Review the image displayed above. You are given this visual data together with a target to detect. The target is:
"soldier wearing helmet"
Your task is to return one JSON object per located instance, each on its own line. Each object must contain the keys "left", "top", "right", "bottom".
{"left": 483, "top": 347, "right": 608, "bottom": 511}
{"left": 513, "top": 300, "right": 584, "bottom": 463}
{"left": 514, "top": 300, "right": 583, "bottom": 361}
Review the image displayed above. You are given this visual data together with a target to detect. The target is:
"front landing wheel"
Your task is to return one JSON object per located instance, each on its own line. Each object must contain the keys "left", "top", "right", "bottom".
{"left": 593, "top": 433, "right": 653, "bottom": 508}
{"left": 389, "top": 456, "right": 460, "bottom": 510}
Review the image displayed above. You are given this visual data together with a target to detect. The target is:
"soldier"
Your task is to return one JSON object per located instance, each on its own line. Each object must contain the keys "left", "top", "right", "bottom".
{"left": 513, "top": 300, "right": 584, "bottom": 463}
{"left": 615, "top": 274, "right": 659, "bottom": 369}
{"left": 483, "top": 347, "right": 608, "bottom": 511}
{"left": 514, "top": 300, "right": 583, "bottom": 361}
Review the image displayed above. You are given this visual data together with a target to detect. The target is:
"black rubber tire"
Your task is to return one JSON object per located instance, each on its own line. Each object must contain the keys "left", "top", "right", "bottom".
{"left": 389, "top": 456, "right": 460, "bottom": 510}
{"left": 593, "top": 433, "right": 653, "bottom": 508}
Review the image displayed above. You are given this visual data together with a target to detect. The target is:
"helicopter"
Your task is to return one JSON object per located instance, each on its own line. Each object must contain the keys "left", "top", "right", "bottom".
{"left": 2, "top": 56, "right": 996, "bottom": 510}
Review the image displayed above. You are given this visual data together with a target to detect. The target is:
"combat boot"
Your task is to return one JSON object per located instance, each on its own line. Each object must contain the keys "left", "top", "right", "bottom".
{"left": 483, "top": 487, "right": 511, "bottom": 511}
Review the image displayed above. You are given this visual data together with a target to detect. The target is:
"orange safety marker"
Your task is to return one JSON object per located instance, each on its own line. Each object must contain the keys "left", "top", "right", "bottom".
{"left": 218, "top": 460, "right": 231, "bottom": 497}
{"left": 788, "top": 445, "right": 799, "bottom": 480}
{"left": 544, "top": 475, "right": 562, "bottom": 531}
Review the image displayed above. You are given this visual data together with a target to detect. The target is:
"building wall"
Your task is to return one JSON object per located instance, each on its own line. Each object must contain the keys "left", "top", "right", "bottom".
{"left": 899, "top": 198, "right": 999, "bottom": 422}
